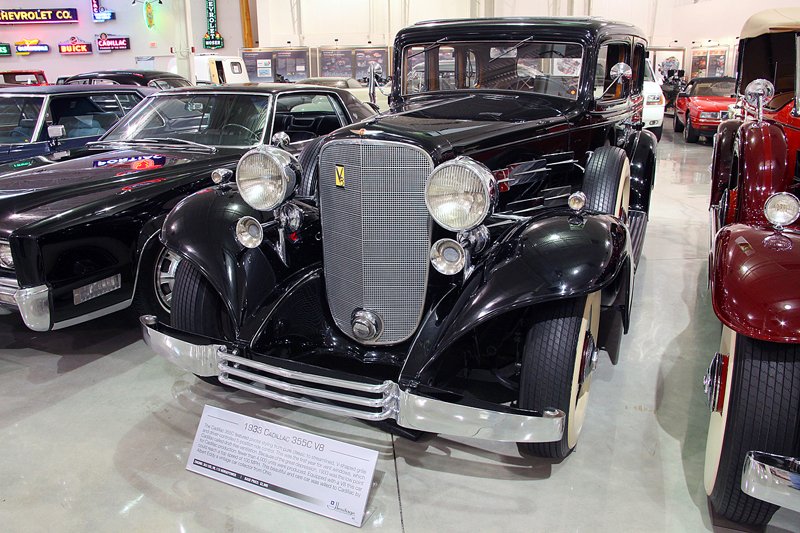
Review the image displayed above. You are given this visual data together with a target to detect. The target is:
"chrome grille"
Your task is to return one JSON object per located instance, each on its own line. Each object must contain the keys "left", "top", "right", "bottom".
{"left": 318, "top": 139, "right": 433, "bottom": 344}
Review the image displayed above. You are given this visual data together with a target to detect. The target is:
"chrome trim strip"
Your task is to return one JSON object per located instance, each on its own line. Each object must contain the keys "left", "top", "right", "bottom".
{"left": 52, "top": 298, "right": 132, "bottom": 330}
{"left": 742, "top": 451, "right": 800, "bottom": 513}
{"left": 141, "top": 319, "right": 566, "bottom": 443}
{"left": 139, "top": 315, "right": 223, "bottom": 376}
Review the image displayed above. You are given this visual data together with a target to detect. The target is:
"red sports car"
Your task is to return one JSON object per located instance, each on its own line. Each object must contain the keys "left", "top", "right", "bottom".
{"left": 673, "top": 76, "right": 736, "bottom": 142}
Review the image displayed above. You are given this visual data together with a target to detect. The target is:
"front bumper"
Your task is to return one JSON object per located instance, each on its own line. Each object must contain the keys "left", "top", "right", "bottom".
{"left": 141, "top": 316, "right": 566, "bottom": 443}
{"left": 742, "top": 451, "right": 800, "bottom": 513}
{"left": 0, "top": 278, "right": 51, "bottom": 331}
{"left": 642, "top": 105, "right": 664, "bottom": 128}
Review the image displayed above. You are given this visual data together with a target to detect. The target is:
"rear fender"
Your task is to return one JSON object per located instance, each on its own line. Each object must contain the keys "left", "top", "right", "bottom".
{"left": 400, "top": 213, "right": 631, "bottom": 383}
{"left": 711, "top": 224, "right": 800, "bottom": 343}
{"left": 625, "top": 129, "right": 657, "bottom": 213}
{"left": 735, "top": 122, "right": 790, "bottom": 225}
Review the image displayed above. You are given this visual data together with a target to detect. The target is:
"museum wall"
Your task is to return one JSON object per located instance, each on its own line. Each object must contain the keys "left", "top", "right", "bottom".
{"left": 0, "top": 0, "right": 245, "bottom": 79}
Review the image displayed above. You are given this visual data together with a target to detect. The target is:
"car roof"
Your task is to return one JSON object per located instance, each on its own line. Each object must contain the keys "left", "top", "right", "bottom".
{"left": 406, "top": 16, "right": 646, "bottom": 40}
{"left": 0, "top": 84, "right": 153, "bottom": 95}
{"left": 154, "top": 83, "right": 355, "bottom": 96}
{"left": 740, "top": 8, "right": 800, "bottom": 39}
{"left": 65, "top": 70, "right": 186, "bottom": 81}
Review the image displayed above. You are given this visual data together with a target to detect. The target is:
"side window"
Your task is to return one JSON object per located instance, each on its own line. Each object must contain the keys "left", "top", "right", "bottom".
{"left": 632, "top": 43, "right": 646, "bottom": 94}
{"left": 48, "top": 95, "right": 122, "bottom": 139}
{"left": 274, "top": 93, "right": 344, "bottom": 143}
{"left": 88, "top": 94, "right": 124, "bottom": 116}
{"left": 92, "top": 79, "right": 118, "bottom": 85}
{"left": 405, "top": 46, "right": 427, "bottom": 93}
{"left": 66, "top": 79, "right": 86, "bottom": 85}
{"left": 116, "top": 93, "right": 143, "bottom": 113}
{"left": 595, "top": 42, "right": 630, "bottom": 101}
{"left": 231, "top": 62, "right": 243, "bottom": 75}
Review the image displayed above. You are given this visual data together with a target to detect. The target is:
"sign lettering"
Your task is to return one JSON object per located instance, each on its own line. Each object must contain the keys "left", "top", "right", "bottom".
{"left": 91, "top": 0, "right": 114, "bottom": 22}
{"left": 96, "top": 33, "right": 130, "bottom": 52}
{"left": 0, "top": 8, "right": 79, "bottom": 24}
{"left": 59, "top": 37, "right": 92, "bottom": 55}
{"left": 202, "top": 0, "right": 224, "bottom": 49}
{"left": 0, "top": 42, "right": 11, "bottom": 57}
{"left": 15, "top": 39, "right": 50, "bottom": 55}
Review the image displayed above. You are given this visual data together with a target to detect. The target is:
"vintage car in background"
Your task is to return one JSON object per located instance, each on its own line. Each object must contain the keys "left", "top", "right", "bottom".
{"left": 142, "top": 17, "right": 658, "bottom": 459}
{"left": 673, "top": 76, "right": 737, "bottom": 143}
{"left": 704, "top": 7, "right": 800, "bottom": 527}
{"left": 0, "top": 84, "right": 154, "bottom": 165}
{"left": 298, "top": 76, "right": 391, "bottom": 111}
{"left": 1, "top": 70, "right": 48, "bottom": 86}
{"left": 0, "top": 84, "right": 374, "bottom": 332}
{"left": 63, "top": 70, "right": 192, "bottom": 90}
{"left": 642, "top": 59, "right": 665, "bottom": 140}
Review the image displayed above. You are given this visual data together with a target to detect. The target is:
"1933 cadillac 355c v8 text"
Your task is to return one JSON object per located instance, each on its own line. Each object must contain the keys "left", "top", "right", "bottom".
{"left": 142, "top": 17, "right": 658, "bottom": 457}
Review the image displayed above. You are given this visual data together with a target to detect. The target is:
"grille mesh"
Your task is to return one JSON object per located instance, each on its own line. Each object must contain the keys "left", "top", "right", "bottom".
{"left": 319, "top": 140, "right": 433, "bottom": 344}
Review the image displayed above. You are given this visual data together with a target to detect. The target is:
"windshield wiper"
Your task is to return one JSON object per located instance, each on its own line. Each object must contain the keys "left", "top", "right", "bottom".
{"left": 123, "top": 137, "right": 217, "bottom": 153}
{"left": 487, "top": 36, "right": 535, "bottom": 64}
{"left": 407, "top": 37, "right": 449, "bottom": 61}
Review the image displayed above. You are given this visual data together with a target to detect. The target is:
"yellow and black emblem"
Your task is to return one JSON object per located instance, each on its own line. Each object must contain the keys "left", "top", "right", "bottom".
{"left": 335, "top": 165, "right": 345, "bottom": 187}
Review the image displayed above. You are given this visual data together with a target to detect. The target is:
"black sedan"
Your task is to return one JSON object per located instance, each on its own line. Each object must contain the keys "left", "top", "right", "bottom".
{"left": 63, "top": 69, "right": 191, "bottom": 90}
{"left": 0, "top": 84, "right": 374, "bottom": 331}
{"left": 0, "top": 84, "right": 154, "bottom": 165}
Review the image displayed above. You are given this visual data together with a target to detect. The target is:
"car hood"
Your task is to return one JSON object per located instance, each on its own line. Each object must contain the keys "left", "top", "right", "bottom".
{"left": 691, "top": 96, "right": 737, "bottom": 110}
{"left": 335, "top": 93, "right": 569, "bottom": 163}
{"left": 0, "top": 147, "right": 239, "bottom": 238}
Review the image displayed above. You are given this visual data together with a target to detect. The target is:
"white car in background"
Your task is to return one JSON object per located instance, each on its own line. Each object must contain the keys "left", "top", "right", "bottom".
{"left": 643, "top": 59, "right": 665, "bottom": 140}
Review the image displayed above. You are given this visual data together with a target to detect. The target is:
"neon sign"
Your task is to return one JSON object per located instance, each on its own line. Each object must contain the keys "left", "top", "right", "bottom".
{"left": 203, "top": 0, "right": 224, "bottom": 49}
{"left": 0, "top": 8, "right": 78, "bottom": 24}
{"left": 96, "top": 33, "right": 130, "bottom": 52}
{"left": 15, "top": 39, "right": 50, "bottom": 55}
{"left": 0, "top": 43, "right": 11, "bottom": 57}
{"left": 91, "top": 0, "right": 114, "bottom": 22}
{"left": 59, "top": 37, "right": 92, "bottom": 55}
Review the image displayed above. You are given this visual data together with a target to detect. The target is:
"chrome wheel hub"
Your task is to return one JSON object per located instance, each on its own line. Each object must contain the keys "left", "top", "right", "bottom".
{"left": 154, "top": 247, "right": 182, "bottom": 311}
{"left": 703, "top": 352, "right": 728, "bottom": 413}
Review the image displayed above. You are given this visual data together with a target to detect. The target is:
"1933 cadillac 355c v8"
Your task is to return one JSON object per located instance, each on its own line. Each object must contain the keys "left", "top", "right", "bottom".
{"left": 142, "top": 17, "right": 658, "bottom": 458}
{"left": 703, "top": 8, "right": 800, "bottom": 526}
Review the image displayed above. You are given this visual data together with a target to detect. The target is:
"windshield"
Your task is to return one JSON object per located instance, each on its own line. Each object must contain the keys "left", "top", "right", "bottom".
{"left": 103, "top": 92, "right": 271, "bottom": 147}
{"left": 0, "top": 96, "right": 44, "bottom": 144}
{"left": 691, "top": 79, "right": 736, "bottom": 97}
{"left": 402, "top": 41, "right": 583, "bottom": 100}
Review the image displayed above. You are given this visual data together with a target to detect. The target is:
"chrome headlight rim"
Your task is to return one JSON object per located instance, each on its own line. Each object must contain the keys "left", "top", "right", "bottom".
{"left": 235, "top": 145, "right": 300, "bottom": 211}
{"left": 0, "top": 241, "right": 13, "bottom": 270}
{"left": 424, "top": 156, "right": 497, "bottom": 232}
{"left": 764, "top": 192, "right": 800, "bottom": 229}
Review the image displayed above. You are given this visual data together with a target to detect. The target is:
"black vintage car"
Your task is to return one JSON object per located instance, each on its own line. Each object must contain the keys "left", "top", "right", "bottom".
{"left": 63, "top": 69, "right": 192, "bottom": 90}
{"left": 142, "top": 17, "right": 658, "bottom": 457}
{"left": 0, "top": 84, "right": 154, "bottom": 165}
{"left": 0, "top": 84, "right": 374, "bottom": 331}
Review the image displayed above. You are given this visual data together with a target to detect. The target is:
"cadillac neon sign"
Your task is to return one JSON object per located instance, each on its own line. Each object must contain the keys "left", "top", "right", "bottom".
{"left": 96, "top": 33, "right": 130, "bottom": 52}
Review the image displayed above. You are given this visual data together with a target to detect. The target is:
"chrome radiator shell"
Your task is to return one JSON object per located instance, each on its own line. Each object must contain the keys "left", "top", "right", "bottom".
{"left": 318, "top": 139, "right": 433, "bottom": 345}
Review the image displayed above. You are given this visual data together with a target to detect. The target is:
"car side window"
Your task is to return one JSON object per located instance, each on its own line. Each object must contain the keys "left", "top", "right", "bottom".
{"left": 66, "top": 80, "right": 87, "bottom": 85}
{"left": 116, "top": 93, "right": 143, "bottom": 113}
{"left": 274, "top": 93, "right": 345, "bottom": 143}
{"left": 632, "top": 43, "right": 646, "bottom": 94}
{"left": 46, "top": 95, "right": 123, "bottom": 139}
{"left": 92, "top": 79, "right": 118, "bottom": 85}
{"left": 595, "top": 42, "right": 631, "bottom": 101}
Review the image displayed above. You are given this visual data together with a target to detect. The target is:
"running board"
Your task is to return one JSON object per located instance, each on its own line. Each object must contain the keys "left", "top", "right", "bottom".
{"left": 628, "top": 209, "right": 648, "bottom": 268}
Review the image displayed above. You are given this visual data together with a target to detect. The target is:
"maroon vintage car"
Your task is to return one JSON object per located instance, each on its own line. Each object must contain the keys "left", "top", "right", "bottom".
{"left": 703, "top": 8, "right": 800, "bottom": 527}
{"left": 673, "top": 76, "right": 736, "bottom": 142}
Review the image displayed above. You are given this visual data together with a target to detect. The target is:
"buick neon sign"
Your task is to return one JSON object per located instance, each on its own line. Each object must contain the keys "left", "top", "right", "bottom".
{"left": 59, "top": 37, "right": 92, "bottom": 55}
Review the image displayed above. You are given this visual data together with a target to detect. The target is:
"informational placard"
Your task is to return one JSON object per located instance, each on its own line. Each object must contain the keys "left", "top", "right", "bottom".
{"left": 319, "top": 49, "right": 354, "bottom": 78}
{"left": 242, "top": 49, "right": 274, "bottom": 81}
{"left": 0, "top": 42, "right": 11, "bottom": 57}
{"left": 91, "top": 0, "right": 114, "bottom": 22}
{"left": 96, "top": 33, "right": 130, "bottom": 52}
{"left": 202, "top": 0, "right": 224, "bottom": 49}
{"left": 274, "top": 50, "right": 308, "bottom": 82}
{"left": 188, "top": 405, "right": 378, "bottom": 527}
{"left": 354, "top": 48, "right": 388, "bottom": 80}
{"left": 59, "top": 36, "right": 92, "bottom": 55}
{"left": 15, "top": 39, "right": 50, "bottom": 55}
{"left": 0, "top": 8, "right": 78, "bottom": 24}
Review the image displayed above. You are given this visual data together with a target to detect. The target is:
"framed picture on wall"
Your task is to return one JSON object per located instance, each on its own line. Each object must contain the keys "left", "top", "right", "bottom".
{"left": 706, "top": 47, "right": 728, "bottom": 77}
{"left": 690, "top": 49, "right": 708, "bottom": 79}
{"left": 651, "top": 48, "right": 685, "bottom": 84}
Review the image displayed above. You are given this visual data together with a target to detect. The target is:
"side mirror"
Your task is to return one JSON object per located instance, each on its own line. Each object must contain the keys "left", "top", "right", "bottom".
{"left": 271, "top": 131, "right": 291, "bottom": 149}
{"left": 609, "top": 62, "right": 633, "bottom": 81}
{"left": 47, "top": 124, "right": 66, "bottom": 140}
{"left": 678, "top": 91, "right": 689, "bottom": 98}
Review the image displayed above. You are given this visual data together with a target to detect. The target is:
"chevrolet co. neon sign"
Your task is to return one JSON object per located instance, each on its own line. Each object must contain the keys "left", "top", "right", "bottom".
{"left": 0, "top": 8, "right": 79, "bottom": 24}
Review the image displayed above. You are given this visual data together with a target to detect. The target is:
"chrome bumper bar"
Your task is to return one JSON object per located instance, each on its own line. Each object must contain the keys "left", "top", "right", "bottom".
{"left": 140, "top": 316, "right": 565, "bottom": 443}
{"left": 0, "top": 278, "right": 51, "bottom": 331}
{"left": 742, "top": 451, "right": 800, "bottom": 513}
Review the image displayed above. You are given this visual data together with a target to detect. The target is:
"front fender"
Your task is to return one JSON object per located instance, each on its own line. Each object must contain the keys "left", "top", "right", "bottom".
{"left": 162, "top": 186, "right": 279, "bottom": 328}
{"left": 400, "top": 213, "right": 631, "bottom": 382}
{"left": 711, "top": 224, "right": 800, "bottom": 343}
{"left": 736, "top": 122, "right": 789, "bottom": 225}
{"left": 624, "top": 129, "right": 657, "bottom": 213}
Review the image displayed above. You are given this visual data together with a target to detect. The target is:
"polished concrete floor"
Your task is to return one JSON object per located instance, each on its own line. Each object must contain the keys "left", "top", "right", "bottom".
{"left": 1, "top": 129, "right": 799, "bottom": 533}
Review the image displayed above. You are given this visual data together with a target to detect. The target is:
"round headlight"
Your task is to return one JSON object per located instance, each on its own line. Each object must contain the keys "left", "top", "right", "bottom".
{"left": 236, "top": 146, "right": 300, "bottom": 211}
{"left": 744, "top": 79, "right": 775, "bottom": 107}
{"left": 425, "top": 157, "right": 496, "bottom": 231}
{"left": 764, "top": 192, "right": 800, "bottom": 228}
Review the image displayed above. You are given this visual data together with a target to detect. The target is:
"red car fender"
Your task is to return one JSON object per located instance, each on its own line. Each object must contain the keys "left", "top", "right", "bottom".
{"left": 735, "top": 121, "right": 790, "bottom": 225}
{"left": 711, "top": 224, "right": 800, "bottom": 343}
{"left": 710, "top": 119, "right": 742, "bottom": 208}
